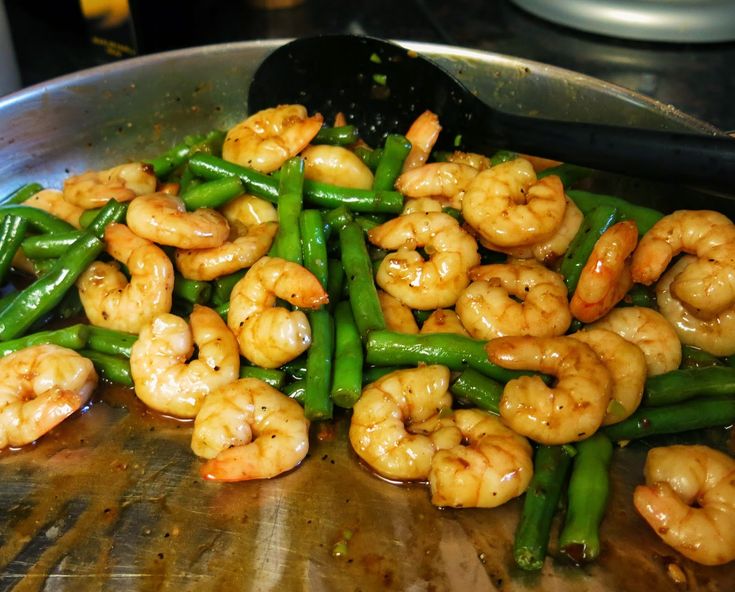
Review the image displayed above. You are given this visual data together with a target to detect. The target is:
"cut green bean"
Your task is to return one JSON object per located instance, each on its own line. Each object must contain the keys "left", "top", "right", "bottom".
{"left": 181, "top": 176, "right": 244, "bottom": 211}
{"left": 282, "top": 358, "right": 308, "bottom": 380}
{"left": 173, "top": 275, "right": 212, "bottom": 305}
{"left": 621, "top": 284, "right": 656, "bottom": 309}
{"left": 362, "top": 365, "right": 405, "bottom": 384}
{"left": 274, "top": 158, "right": 305, "bottom": 265}
{"left": 283, "top": 380, "right": 306, "bottom": 403}
{"left": 372, "top": 134, "right": 412, "bottom": 191}
{"left": 304, "top": 309, "right": 334, "bottom": 420}
{"left": 0, "top": 215, "right": 29, "bottom": 285}
{"left": 323, "top": 205, "right": 354, "bottom": 238}
{"left": 326, "top": 258, "right": 345, "bottom": 313}
{"left": 567, "top": 190, "right": 663, "bottom": 236}
{"left": 450, "top": 369, "right": 503, "bottom": 415}
{"left": 239, "top": 365, "right": 287, "bottom": 389}
{"left": 604, "top": 397, "right": 735, "bottom": 441}
{"left": 354, "top": 146, "right": 384, "bottom": 171}
{"left": 56, "top": 288, "right": 84, "bottom": 320}
{"left": 537, "top": 163, "right": 593, "bottom": 188}
{"left": 79, "top": 349, "right": 133, "bottom": 386}
{"left": 145, "top": 130, "right": 226, "bottom": 178}
{"left": 331, "top": 301, "right": 364, "bottom": 408}
{"left": 339, "top": 222, "right": 385, "bottom": 340}
{"left": 559, "top": 433, "right": 613, "bottom": 564}
{"left": 313, "top": 125, "right": 359, "bottom": 146}
{"left": 79, "top": 208, "right": 101, "bottom": 229}
{"left": 490, "top": 150, "right": 518, "bottom": 166}
{"left": 300, "top": 210, "right": 328, "bottom": 287}
{"left": 21, "top": 230, "right": 83, "bottom": 259}
{"left": 211, "top": 270, "right": 246, "bottom": 307}
{"left": 0, "top": 324, "right": 89, "bottom": 357}
{"left": 514, "top": 445, "right": 573, "bottom": 571}
{"left": 85, "top": 200, "right": 127, "bottom": 239}
{"left": 2, "top": 182, "right": 43, "bottom": 205}
{"left": 680, "top": 345, "right": 724, "bottom": 369}
{"left": 560, "top": 205, "right": 619, "bottom": 295}
{"left": 86, "top": 325, "right": 137, "bottom": 358}
{"left": 644, "top": 366, "right": 735, "bottom": 406}
{"left": 0, "top": 205, "right": 74, "bottom": 235}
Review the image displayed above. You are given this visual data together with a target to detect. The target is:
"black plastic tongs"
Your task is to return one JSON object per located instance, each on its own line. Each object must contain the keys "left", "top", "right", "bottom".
{"left": 249, "top": 35, "right": 735, "bottom": 193}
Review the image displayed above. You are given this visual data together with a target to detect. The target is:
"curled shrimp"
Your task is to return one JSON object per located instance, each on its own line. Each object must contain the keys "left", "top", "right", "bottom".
{"left": 569, "top": 329, "right": 646, "bottom": 425}
{"left": 462, "top": 158, "right": 567, "bottom": 248}
{"left": 130, "top": 305, "right": 240, "bottom": 418}
{"left": 378, "top": 290, "right": 419, "bottom": 334}
{"left": 24, "top": 189, "right": 84, "bottom": 228}
{"left": 63, "top": 162, "right": 157, "bottom": 209}
{"left": 456, "top": 259, "right": 571, "bottom": 340}
{"left": 175, "top": 195, "right": 279, "bottom": 281}
{"left": 570, "top": 220, "right": 638, "bottom": 323}
{"left": 222, "top": 105, "right": 323, "bottom": 173}
{"left": 402, "top": 197, "right": 444, "bottom": 215}
{"left": 0, "top": 345, "right": 97, "bottom": 449}
{"left": 192, "top": 378, "right": 309, "bottom": 482}
{"left": 349, "top": 365, "right": 460, "bottom": 481}
{"left": 634, "top": 445, "right": 735, "bottom": 566}
{"left": 395, "top": 162, "right": 479, "bottom": 210}
{"left": 126, "top": 192, "right": 230, "bottom": 249}
{"left": 77, "top": 223, "right": 174, "bottom": 333}
{"left": 368, "top": 212, "right": 480, "bottom": 310}
{"left": 657, "top": 256, "right": 735, "bottom": 356}
{"left": 429, "top": 408, "right": 533, "bottom": 508}
{"left": 227, "top": 256, "right": 328, "bottom": 368}
{"left": 402, "top": 110, "right": 441, "bottom": 172}
{"left": 420, "top": 309, "right": 469, "bottom": 336}
{"left": 302, "top": 145, "right": 374, "bottom": 189}
{"left": 631, "top": 210, "right": 735, "bottom": 318}
{"left": 444, "top": 150, "right": 492, "bottom": 171}
{"left": 486, "top": 336, "right": 612, "bottom": 444}
{"left": 589, "top": 306, "right": 681, "bottom": 376}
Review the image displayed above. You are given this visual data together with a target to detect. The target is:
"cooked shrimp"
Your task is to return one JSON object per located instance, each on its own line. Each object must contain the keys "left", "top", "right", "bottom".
{"left": 227, "top": 256, "right": 328, "bottom": 368}
{"left": 631, "top": 210, "right": 735, "bottom": 318}
{"left": 302, "top": 145, "right": 374, "bottom": 189}
{"left": 589, "top": 306, "right": 682, "bottom": 376}
{"left": 0, "top": 345, "right": 97, "bottom": 449}
{"left": 378, "top": 290, "right": 419, "bottom": 334}
{"left": 634, "top": 445, "right": 735, "bottom": 565}
{"left": 126, "top": 192, "right": 229, "bottom": 249}
{"left": 519, "top": 154, "right": 562, "bottom": 172}
{"left": 175, "top": 195, "right": 279, "bottom": 280}
{"left": 63, "top": 162, "right": 157, "bottom": 209}
{"left": 395, "top": 162, "right": 479, "bottom": 209}
{"left": 657, "top": 256, "right": 735, "bottom": 356}
{"left": 456, "top": 259, "right": 571, "bottom": 340}
{"left": 486, "top": 336, "right": 612, "bottom": 444}
{"left": 402, "top": 110, "right": 441, "bottom": 172}
{"left": 192, "top": 378, "right": 309, "bottom": 481}
{"left": 77, "top": 223, "right": 174, "bottom": 333}
{"left": 570, "top": 220, "right": 638, "bottom": 323}
{"left": 569, "top": 329, "right": 646, "bottom": 425}
{"left": 222, "top": 104, "right": 323, "bottom": 173}
{"left": 402, "top": 197, "right": 444, "bottom": 215}
{"left": 369, "top": 212, "right": 480, "bottom": 310}
{"left": 420, "top": 309, "right": 469, "bottom": 336}
{"left": 349, "top": 365, "right": 459, "bottom": 481}
{"left": 429, "top": 409, "right": 533, "bottom": 508}
{"left": 24, "top": 189, "right": 84, "bottom": 228}
{"left": 445, "top": 150, "right": 492, "bottom": 171}
{"left": 462, "top": 158, "right": 567, "bottom": 248}
{"left": 130, "top": 305, "right": 240, "bottom": 418}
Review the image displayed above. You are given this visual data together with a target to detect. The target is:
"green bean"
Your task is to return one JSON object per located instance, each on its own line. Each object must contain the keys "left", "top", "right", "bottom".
{"left": 173, "top": 275, "right": 212, "bottom": 305}
{"left": 644, "top": 366, "right": 735, "bottom": 406}
{"left": 326, "top": 258, "right": 345, "bottom": 313}
{"left": 680, "top": 345, "right": 724, "bottom": 369}
{"left": 354, "top": 146, "right": 384, "bottom": 170}
{"left": 79, "top": 208, "right": 101, "bottom": 229}
{"left": 32, "top": 258, "right": 57, "bottom": 278}
{"left": 442, "top": 207, "right": 462, "bottom": 222}
{"left": 366, "top": 331, "right": 534, "bottom": 383}
{"left": 339, "top": 222, "right": 385, "bottom": 340}
{"left": 450, "top": 369, "right": 503, "bottom": 414}
{"left": 513, "top": 445, "right": 573, "bottom": 571}
{"left": 490, "top": 150, "right": 518, "bottom": 166}
{"left": 313, "top": 125, "right": 359, "bottom": 146}
{"left": 299, "top": 210, "right": 328, "bottom": 288}
{"left": 21, "top": 230, "right": 83, "bottom": 259}
{"left": 239, "top": 365, "right": 287, "bottom": 389}
{"left": 79, "top": 349, "right": 133, "bottom": 386}
{"left": 181, "top": 177, "right": 244, "bottom": 211}
{"left": 0, "top": 215, "right": 29, "bottom": 285}
{"left": 604, "top": 397, "right": 735, "bottom": 441}
{"left": 621, "top": 284, "right": 656, "bottom": 309}
{"left": 559, "top": 433, "right": 613, "bottom": 564}
{"left": 323, "top": 205, "right": 354, "bottom": 239}
{"left": 274, "top": 158, "right": 305, "bottom": 265}
{"left": 0, "top": 205, "right": 74, "bottom": 235}
{"left": 2, "top": 182, "right": 43, "bottom": 205}
{"left": 214, "top": 301, "right": 229, "bottom": 320}
{"left": 372, "top": 134, "right": 412, "bottom": 191}
{"left": 0, "top": 324, "right": 89, "bottom": 357}
{"left": 282, "top": 358, "right": 308, "bottom": 381}
{"left": 304, "top": 309, "right": 334, "bottom": 420}
{"left": 560, "top": 205, "right": 619, "bottom": 295}
{"left": 537, "top": 163, "right": 593, "bottom": 188}
{"left": 331, "top": 301, "right": 364, "bottom": 408}
{"left": 146, "top": 130, "right": 226, "bottom": 178}
{"left": 211, "top": 270, "right": 246, "bottom": 307}
{"left": 362, "top": 365, "right": 406, "bottom": 384}
{"left": 0, "top": 289, "right": 18, "bottom": 314}
{"left": 178, "top": 165, "right": 197, "bottom": 195}
{"left": 86, "top": 325, "right": 137, "bottom": 358}
{"left": 85, "top": 200, "right": 127, "bottom": 238}
{"left": 567, "top": 190, "right": 663, "bottom": 236}
{"left": 283, "top": 380, "right": 306, "bottom": 403}
{"left": 56, "top": 288, "right": 84, "bottom": 320}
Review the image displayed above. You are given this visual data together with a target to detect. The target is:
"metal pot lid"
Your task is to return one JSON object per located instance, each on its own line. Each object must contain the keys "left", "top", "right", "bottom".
{"left": 510, "top": 0, "right": 735, "bottom": 43}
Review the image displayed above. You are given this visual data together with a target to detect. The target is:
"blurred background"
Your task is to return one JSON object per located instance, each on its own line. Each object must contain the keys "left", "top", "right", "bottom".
{"left": 2, "top": 0, "right": 734, "bottom": 130}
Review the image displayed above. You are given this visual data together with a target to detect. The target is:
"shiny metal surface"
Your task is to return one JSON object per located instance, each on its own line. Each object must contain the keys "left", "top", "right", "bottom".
{"left": 0, "top": 40, "right": 733, "bottom": 591}
{"left": 510, "top": 0, "right": 735, "bottom": 43}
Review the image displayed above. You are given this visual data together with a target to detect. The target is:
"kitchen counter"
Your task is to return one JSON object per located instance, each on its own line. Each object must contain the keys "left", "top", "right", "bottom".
{"left": 5, "top": 0, "right": 735, "bottom": 130}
